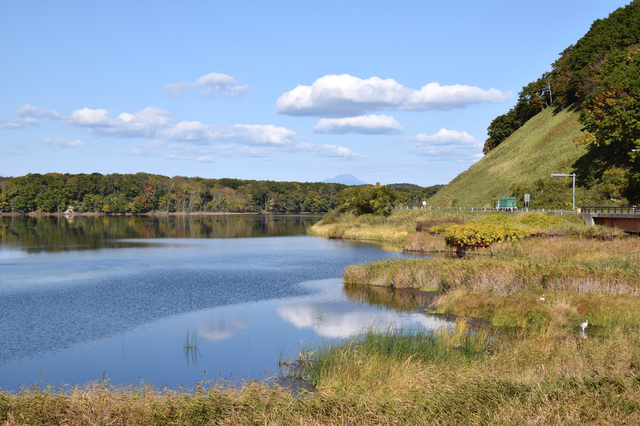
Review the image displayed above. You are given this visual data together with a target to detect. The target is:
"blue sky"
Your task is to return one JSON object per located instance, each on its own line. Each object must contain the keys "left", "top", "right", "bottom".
{"left": 0, "top": 1, "right": 632, "bottom": 186}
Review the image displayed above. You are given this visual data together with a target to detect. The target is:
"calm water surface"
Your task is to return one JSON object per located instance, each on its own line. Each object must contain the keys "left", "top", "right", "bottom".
{"left": 0, "top": 215, "right": 442, "bottom": 391}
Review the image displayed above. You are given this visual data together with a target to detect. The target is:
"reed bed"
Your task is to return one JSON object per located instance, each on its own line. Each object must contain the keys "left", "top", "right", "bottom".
{"left": 309, "top": 209, "right": 494, "bottom": 247}
{"left": 300, "top": 323, "right": 640, "bottom": 424}
{"left": 4, "top": 327, "right": 640, "bottom": 424}
{"left": 308, "top": 210, "right": 423, "bottom": 245}
{"left": 345, "top": 255, "right": 640, "bottom": 296}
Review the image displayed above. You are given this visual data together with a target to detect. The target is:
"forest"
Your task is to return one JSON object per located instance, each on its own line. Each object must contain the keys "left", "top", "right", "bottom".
{"left": 0, "top": 172, "right": 441, "bottom": 214}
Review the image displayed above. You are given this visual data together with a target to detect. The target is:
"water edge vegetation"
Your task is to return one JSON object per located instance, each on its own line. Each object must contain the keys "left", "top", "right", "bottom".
{"left": 2, "top": 208, "right": 640, "bottom": 423}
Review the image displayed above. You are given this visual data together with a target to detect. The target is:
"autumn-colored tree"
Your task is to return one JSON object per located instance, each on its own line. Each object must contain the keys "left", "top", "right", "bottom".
{"left": 579, "top": 46, "right": 640, "bottom": 157}
{"left": 0, "top": 191, "right": 10, "bottom": 212}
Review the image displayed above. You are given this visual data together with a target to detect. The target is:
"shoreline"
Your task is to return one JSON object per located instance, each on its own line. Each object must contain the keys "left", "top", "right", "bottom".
{"left": 1, "top": 211, "right": 323, "bottom": 218}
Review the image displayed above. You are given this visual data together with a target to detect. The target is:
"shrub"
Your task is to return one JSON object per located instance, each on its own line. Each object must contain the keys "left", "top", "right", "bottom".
{"left": 444, "top": 221, "right": 538, "bottom": 250}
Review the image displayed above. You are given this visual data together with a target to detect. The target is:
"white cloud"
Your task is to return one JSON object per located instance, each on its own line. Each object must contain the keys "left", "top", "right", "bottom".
{"left": 313, "top": 114, "right": 403, "bottom": 135}
{"left": 0, "top": 104, "right": 62, "bottom": 128}
{"left": 0, "top": 121, "right": 22, "bottom": 129}
{"left": 227, "top": 124, "right": 296, "bottom": 146}
{"left": 68, "top": 107, "right": 171, "bottom": 138}
{"left": 4, "top": 101, "right": 365, "bottom": 162}
{"left": 165, "top": 72, "right": 248, "bottom": 98}
{"left": 407, "top": 83, "right": 511, "bottom": 111}
{"left": 294, "top": 142, "right": 366, "bottom": 159}
{"left": 408, "top": 128, "right": 482, "bottom": 162}
{"left": 4, "top": 105, "right": 171, "bottom": 137}
{"left": 162, "top": 136, "right": 365, "bottom": 161}
{"left": 276, "top": 74, "right": 511, "bottom": 117}
{"left": 160, "top": 121, "right": 209, "bottom": 142}
{"left": 408, "top": 128, "right": 477, "bottom": 145}
{"left": 69, "top": 108, "right": 111, "bottom": 126}
{"left": 166, "top": 143, "right": 276, "bottom": 159}
{"left": 42, "top": 138, "right": 86, "bottom": 148}
{"left": 17, "top": 104, "right": 62, "bottom": 121}
{"left": 161, "top": 121, "right": 297, "bottom": 146}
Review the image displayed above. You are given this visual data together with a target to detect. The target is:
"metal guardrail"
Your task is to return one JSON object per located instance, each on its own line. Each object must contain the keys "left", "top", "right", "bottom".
{"left": 393, "top": 205, "right": 578, "bottom": 214}
{"left": 581, "top": 206, "right": 639, "bottom": 214}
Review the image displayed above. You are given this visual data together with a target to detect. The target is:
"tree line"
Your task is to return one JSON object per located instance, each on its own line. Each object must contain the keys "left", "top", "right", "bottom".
{"left": 0, "top": 172, "right": 441, "bottom": 214}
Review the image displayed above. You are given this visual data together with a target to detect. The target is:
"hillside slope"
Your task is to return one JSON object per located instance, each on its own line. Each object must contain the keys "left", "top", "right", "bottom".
{"left": 429, "top": 107, "right": 587, "bottom": 208}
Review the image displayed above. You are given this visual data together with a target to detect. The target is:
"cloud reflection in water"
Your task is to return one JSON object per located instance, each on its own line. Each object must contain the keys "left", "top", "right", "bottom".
{"left": 277, "top": 279, "right": 448, "bottom": 339}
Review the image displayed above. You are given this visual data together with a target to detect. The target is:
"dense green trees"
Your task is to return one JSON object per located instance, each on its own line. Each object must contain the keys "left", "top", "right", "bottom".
{"left": 0, "top": 173, "right": 440, "bottom": 215}
{"left": 337, "top": 183, "right": 396, "bottom": 216}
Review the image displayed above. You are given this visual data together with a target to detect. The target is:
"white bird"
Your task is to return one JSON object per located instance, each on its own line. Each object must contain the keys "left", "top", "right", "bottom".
{"left": 540, "top": 294, "right": 545, "bottom": 302}
{"left": 580, "top": 316, "right": 589, "bottom": 332}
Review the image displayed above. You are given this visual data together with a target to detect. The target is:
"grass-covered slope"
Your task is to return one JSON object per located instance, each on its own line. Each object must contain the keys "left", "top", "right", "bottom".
{"left": 430, "top": 107, "right": 587, "bottom": 208}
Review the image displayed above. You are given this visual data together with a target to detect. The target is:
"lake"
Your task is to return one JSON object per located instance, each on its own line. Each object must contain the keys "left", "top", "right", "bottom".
{"left": 0, "top": 214, "right": 444, "bottom": 392}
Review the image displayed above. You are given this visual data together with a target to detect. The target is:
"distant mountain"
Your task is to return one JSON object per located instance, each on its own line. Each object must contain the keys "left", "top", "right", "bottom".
{"left": 322, "top": 174, "right": 368, "bottom": 185}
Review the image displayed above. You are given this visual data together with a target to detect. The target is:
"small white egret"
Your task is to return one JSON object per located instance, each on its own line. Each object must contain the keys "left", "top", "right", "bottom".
{"left": 580, "top": 316, "right": 588, "bottom": 332}
{"left": 540, "top": 294, "right": 545, "bottom": 302}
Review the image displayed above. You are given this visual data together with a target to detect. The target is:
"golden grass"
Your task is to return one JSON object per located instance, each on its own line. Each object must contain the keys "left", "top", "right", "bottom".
{"left": 308, "top": 210, "right": 422, "bottom": 245}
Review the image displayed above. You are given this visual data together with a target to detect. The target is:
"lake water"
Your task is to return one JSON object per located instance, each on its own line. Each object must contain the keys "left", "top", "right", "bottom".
{"left": 0, "top": 215, "right": 443, "bottom": 391}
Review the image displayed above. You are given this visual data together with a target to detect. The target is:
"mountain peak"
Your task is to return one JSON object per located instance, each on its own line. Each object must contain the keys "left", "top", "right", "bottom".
{"left": 322, "top": 174, "right": 368, "bottom": 185}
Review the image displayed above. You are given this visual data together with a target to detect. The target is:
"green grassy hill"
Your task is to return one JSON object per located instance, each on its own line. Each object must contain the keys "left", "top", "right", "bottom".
{"left": 429, "top": 107, "right": 588, "bottom": 209}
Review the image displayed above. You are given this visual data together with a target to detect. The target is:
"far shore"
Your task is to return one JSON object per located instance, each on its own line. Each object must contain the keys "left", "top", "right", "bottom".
{"left": 1, "top": 211, "right": 324, "bottom": 218}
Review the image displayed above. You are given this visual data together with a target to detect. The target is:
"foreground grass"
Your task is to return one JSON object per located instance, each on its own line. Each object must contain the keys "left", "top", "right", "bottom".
{"left": 4, "top": 325, "right": 640, "bottom": 424}
{"left": 304, "top": 325, "right": 640, "bottom": 424}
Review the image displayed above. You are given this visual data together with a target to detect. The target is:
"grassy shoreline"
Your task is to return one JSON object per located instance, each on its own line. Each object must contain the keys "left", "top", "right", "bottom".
{"left": 2, "top": 209, "right": 640, "bottom": 424}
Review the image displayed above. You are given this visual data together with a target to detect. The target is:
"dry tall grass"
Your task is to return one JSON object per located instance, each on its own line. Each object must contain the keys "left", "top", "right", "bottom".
{"left": 4, "top": 327, "right": 640, "bottom": 424}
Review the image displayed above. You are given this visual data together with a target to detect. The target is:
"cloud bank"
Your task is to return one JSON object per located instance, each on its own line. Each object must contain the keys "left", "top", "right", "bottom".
{"left": 42, "top": 138, "right": 86, "bottom": 148}
{"left": 276, "top": 74, "right": 511, "bottom": 117}
{"left": 6, "top": 104, "right": 364, "bottom": 161}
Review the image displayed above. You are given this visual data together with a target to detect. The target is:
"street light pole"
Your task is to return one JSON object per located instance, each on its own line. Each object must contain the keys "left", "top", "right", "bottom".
{"left": 551, "top": 173, "right": 576, "bottom": 210}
